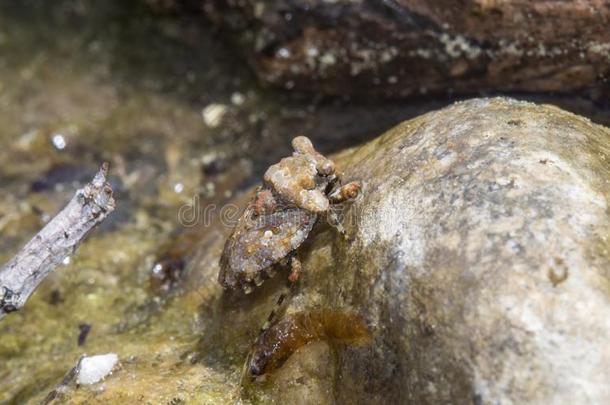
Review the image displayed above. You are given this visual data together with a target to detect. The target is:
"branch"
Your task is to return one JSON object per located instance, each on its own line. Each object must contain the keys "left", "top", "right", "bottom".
{"left": 40, "top": 355, "right": 85, "bottom": 405}
{"left": 0, "top": 163, "right": 115, "bottom": 320}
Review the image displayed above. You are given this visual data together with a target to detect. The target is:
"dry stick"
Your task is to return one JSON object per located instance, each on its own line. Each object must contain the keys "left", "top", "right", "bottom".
{"left": 40, "top": 354, "right": 86, "bottom": 405}
{"left": 0, "top": 163, "right": 115, "bottom": 320}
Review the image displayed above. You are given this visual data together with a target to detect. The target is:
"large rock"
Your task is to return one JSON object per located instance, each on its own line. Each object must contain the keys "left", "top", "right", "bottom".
{"left": 323, "top": 97, "right": 610, "bottom": 403}
{"left": 192, "top": 97, "right": 610, "bottom": 403}
{"left": 180, "top": 1, "right": 610, "bottom": 101}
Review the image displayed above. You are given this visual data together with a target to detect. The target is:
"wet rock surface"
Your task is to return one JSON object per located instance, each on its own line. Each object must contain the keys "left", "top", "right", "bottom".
{"left": 194, "top": 97, "right": 610, "bottom": 403}
{"left": 171, "top": 0, "right": 610, "bottom": 101}
{"left": 325, "top": 97, "right": 610, "bottom": 403}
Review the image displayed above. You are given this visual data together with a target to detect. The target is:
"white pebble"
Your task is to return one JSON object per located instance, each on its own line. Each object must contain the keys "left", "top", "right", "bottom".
{"left": 152, "top": 263, "right": 163, "bottom": 275}
{"left": 231, "top": 92, "right": 245, "bottom": 106}
{"left": 320, "top": 53, "right": 336, "bottom": 66}
{"left": 77, "top": 353, "right": 119, "bottom": 385}
{"left": 306, "top": 47, "right": 319, "bottom": 57}
{"left": 51, "top": 133, "right": 66, "bottom": 150}
{"left": 277, "top": 48, "right": 291, "bottom": 58}
{"left": 201, "top": 104, "right": 228, "bottom": 128}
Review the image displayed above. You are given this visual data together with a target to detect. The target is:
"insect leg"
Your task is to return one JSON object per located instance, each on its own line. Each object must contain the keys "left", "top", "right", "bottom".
{"left": 260, "top": 292, "right": 287, "bottom": 333}
{"left": 243, "top": 254, "right": 303, "bottom": 384}
{"left": 258, "top": 255, "right": 296, "bottom": 333}
{"left": 326, "top": 208, "right": 346, "bottom": 235}
{"left": 288, "top": 255, "right": 302, "bottom": 285}
{"left": 242, "top": 289, "right": 290, "bottom": 386}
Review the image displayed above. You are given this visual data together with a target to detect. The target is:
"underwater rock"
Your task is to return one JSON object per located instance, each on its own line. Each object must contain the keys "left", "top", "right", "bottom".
{"left": 158, "top": 0, "right": 610, "bottom": 102}
{"left": 234, "top": 97, "right": 610, "bottom": 403}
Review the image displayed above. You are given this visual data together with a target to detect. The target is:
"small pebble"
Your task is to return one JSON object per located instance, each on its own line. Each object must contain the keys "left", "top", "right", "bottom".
{"left": 51, "top": 134, "right": 66, "bottom": 150}
{"left": 277, "top": 48, "right": 291, "bottom": 58}
{"left": 201, "top": 104, "right": 227, "bottom": 128}
{"left": 231, "top": 92, "right": 245, "bottom": 106}
{"left": 77, "top": 353, "right": 118, "bottom": 385}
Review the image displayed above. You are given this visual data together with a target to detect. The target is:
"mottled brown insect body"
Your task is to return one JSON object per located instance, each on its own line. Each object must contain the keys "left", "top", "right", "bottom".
{"left": 218, "top": 136, "right": 360, "bottom": 293}
{"left": 219, "top": 206, "right": 316, "bottom": 292}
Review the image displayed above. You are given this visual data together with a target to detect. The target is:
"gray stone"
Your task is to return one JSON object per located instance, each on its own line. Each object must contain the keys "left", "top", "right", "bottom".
{"left": 239, "top": 97, "right": 610, "bottom": 403}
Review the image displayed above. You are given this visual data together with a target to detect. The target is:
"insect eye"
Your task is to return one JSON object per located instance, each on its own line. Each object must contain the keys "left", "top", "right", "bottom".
{"left": 316, "top": 160, "right": 335, "bottom": 176}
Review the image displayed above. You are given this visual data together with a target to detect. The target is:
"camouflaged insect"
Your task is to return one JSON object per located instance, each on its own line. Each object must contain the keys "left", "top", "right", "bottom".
{"left": 218, "top": 136, "right": 360, "bottom": 294}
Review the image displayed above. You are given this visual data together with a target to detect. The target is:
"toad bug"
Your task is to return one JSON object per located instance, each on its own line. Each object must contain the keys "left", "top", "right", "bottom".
{"left": 218, "top": 136, "right": 360, "bottom": 293}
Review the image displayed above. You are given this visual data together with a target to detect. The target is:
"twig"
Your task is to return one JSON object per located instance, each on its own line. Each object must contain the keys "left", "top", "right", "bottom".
{"left": 0, "top": 163, "right": 115, "bottom": 320}
{"left": 40, "top": 354, "right": 86, "bottom": 405}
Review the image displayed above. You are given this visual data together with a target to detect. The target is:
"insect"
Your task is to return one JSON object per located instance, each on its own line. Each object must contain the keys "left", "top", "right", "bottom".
{"left": 218, "top": 136, "right": 360, "bottom": 294}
